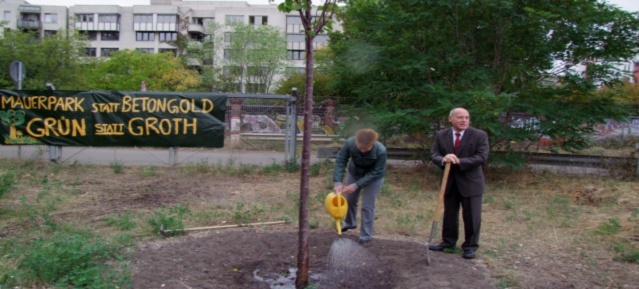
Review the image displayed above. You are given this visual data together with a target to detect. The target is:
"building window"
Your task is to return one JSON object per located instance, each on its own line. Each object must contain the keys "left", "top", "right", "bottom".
{"left": 133, "top": 14, "right": 153, "bottom": 24}
{"left": 3, "top": 11, "right": 11, "bottom": 21}
{"left": 136, "top": 48, "right": 154, "bottom": 54}
{"left": 84, "top": 47, "right": 97, "bottom": 57}
{"left": 285, "top": 67, "right": 305, "bottom": 76}
{"left": 223, "top": 66, "right": 242, "bottom": 76}
{"left": 79, "top": 31, "right": 97, "bottom": 40}
{"left": 44, "top": 13, "right": 57, "bottom": 23}
{"left": 225, "top": 15, "right": 243, "bottom": 24}
{"left": 159, "top": 32, "right": 177, "bottom": 42}
{"left": 76, "top": 14, "right": 93, "bottom": 22}
{"left": 101, "top": 31, "right": 119, "bottom": 41}
{"left": 157, "top": 14, "right": 177, "bottom": 24}
{"left": 100, "top": 48, "right": 118, "bottom": 57}
{"left": 98, "top": 14, "right": 118, "bottom": 24}
{"left": 136, "top": 32, "right": 155, "bottom": 41}
{"left": 224, "top": 49, "right": 241, "bottom": 59}
{"left": 246, "top": 83, "right": 265, "bottom": 93}
{"left": 247, "top": 66, "right": 267, "bottom": 76}
{"left": 287, "top": 50, "right": 304, "bottom": 60}
{"left": 224, "top": 32, "right": 232, "bottom": 43}
{"left": 286, "top": 15, "right": 303, "bottom": 34}
{"left": 249, "top": 15, "right": 267, "bottom": 26}
{"left": 44, "top": 30, "right": 57, "bottom": 37}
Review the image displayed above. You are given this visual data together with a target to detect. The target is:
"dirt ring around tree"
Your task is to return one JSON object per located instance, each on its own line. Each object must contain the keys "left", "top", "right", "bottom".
{"left": 131, "top": 228, "right": 498, "bottom": 289}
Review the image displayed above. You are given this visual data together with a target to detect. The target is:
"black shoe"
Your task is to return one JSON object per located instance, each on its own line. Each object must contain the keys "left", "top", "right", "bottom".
{"left": 462, "top": 249, "right": 476, "bottom": 259}
{"left": 341, "top": 226, "right": 357, "bottom": 233}
{"left": 428, "top": 243, "right": 454, "bottom": 251}
{"left": 357, "top": 239, "right": 371, "bottom": 246}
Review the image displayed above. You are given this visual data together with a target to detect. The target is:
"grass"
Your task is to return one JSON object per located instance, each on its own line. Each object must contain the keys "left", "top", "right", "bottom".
{"left": 0, "top": 157, "right": 638, "bottom": 288}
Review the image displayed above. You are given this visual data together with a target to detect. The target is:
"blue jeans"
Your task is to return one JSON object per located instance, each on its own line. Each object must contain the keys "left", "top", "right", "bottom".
{"left": 343, "top": 173, "right": 384, "bottom": 241}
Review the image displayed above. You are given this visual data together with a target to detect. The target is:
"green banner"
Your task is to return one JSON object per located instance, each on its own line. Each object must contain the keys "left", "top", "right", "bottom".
{"left": 0, "top": 90, "right": 227, "bottom": 148}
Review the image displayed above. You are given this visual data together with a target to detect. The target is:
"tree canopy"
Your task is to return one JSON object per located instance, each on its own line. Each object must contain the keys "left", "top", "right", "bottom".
{"left": 0, "top": 30, "right": 91, "bottom": 90}
{"left": 82, "top": 50, "right": 200, "bottom": 91}
{"left": 329, "top": 0, "right": 639, "bottom": 151}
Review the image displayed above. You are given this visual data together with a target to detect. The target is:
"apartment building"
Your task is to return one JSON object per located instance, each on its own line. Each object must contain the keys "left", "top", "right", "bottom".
{"left": 1, "top": 0, "right": 337, "bottom": 84}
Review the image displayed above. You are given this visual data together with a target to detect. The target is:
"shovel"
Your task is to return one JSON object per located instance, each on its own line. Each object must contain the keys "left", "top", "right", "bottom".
{"left": 426, "top": 161, "right": 451, "bottom": 266}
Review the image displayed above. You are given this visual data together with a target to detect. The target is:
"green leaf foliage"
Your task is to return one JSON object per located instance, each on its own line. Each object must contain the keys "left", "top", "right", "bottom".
{"left": 0, "top": 30, "right": 92, "bottom": 90}
{"left": 329, "top": 0, "right": 639, "bottom": 153}
{"left": 82, "top": 50, "right": 201, "bottom": 91}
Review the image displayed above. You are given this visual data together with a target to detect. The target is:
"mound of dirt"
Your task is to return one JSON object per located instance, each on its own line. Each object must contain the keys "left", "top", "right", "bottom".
{"left": 131, "top": 228, "right": 497, "bottom": 288}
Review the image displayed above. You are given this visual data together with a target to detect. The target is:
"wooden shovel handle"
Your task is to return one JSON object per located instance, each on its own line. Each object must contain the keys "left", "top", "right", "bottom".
{"left": 433, "top": 162, "right": 451, "bottom": 221}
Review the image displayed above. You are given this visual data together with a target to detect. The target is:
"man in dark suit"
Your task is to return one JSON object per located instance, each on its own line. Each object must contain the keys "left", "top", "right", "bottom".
{"left": 429, "top": 107, "right": 489, "bottom": 259}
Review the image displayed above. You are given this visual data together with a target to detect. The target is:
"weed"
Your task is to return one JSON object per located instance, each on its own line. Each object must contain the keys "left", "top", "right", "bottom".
{"left": 237, "top": 164, "right": 257, "bottom": 176}
{"left": 309, "top": 219, "right": 320, "bottom": 229}
{"left": 141, "top": 166, "right": 157, "bottom": 177}
{"left": 0, "top": 171, "right": 14, "bottom": 199}
{"left": 105, "top": 212, "right": 137, "bottom": 231}
{"left": 285, "top": 161, "right": 299, "bottom": 172}
{"left": 17, "top": 231, "right": 130, "bottom": 288}
{"left": 147, "top": 205, "right": 190, "bottom": 236}
{"left": 110, "top": 161, "right": 124, "bottom": 174}
{"left": 613, "top": 243, "right": 639, "bottom": 263}
{"left": 496, "top": 274, "right": 519, "bottom": 289}
{"left": 262, "top": 162, "right": 282, "bottom": 174}
{"left": 232, "top": 203, "right": 266, "bottom": 225}
{"left": 594, "top": 218, "right": 621, "bottom": 235}
{"left": 395, "top": 213, "right": 418, "bottom": 236}
{"left": 310, "top": 163, "right": 321, "bottom": 176}
{"left": 389, "top": 193, "right": 402, "bottom": 207}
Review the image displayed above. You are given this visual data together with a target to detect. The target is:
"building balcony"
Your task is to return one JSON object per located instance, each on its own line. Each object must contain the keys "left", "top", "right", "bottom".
{"left": 188, "top": 23, "right": 204, "bottom": 34}
{"left": 75, "top": 22, "right": 120, "bottom": 31}
{"left": 17, "top": 20, "right": 41, "bottom": 29}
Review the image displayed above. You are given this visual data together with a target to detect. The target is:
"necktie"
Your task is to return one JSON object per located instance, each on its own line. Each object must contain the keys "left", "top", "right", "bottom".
{"left": 454, "top": 132, "right": 461, "bottom": 154}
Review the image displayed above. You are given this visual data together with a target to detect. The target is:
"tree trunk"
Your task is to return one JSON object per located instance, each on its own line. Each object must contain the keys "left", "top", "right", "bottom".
{"left": 295, "top": 11, "right": 315, "bottom": 289}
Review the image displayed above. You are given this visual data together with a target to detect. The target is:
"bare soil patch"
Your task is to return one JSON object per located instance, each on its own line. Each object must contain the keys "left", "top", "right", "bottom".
{"left": 131, "top": 229, "right": 496, "bottom": 289}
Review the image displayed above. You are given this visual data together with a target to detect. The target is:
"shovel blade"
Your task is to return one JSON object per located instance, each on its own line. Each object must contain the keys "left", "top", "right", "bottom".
{"left": 425, "top": 221, "right": 439, "bottom": 266}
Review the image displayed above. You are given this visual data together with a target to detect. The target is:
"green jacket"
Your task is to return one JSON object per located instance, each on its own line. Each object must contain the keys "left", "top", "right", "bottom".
{"left": 333, "top": 137, "right": 387, "bottom": 188}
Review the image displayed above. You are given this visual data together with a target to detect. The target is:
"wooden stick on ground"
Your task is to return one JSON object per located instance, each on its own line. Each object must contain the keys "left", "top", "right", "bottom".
{"left": 161, "top": 220, "right": 287, "bottom": 235}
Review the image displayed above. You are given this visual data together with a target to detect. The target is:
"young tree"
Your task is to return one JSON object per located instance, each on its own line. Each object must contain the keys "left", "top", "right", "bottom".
{"left": 329, "top": 0, "right": 639, "bottom": 152}
{"left": 0, "top": 30, "right": 91, "bottom": 89}
{"left": 221, "top": 23, "right": 288, "bottom": 93}
{"left": 276, "top": 0, "right": 340, "bottom": 288}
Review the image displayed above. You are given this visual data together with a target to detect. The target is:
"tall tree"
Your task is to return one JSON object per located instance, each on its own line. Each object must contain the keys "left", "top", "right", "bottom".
{"left": 277, "top": 0, "right": 340, "bottom": 288}
{"left": 329, "top": 0, "right": 639, "bottom": 152}
{"left": 0, "top": 30, "right": 91, "bottom": 90}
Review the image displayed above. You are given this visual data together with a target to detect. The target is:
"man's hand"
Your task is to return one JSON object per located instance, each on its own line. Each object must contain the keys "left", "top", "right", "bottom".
{"left": 333, "top": 184, "right": 343, "bottom": 194}
{"left": 342, "top": 184, "right": 358, "bottom": 194}
{"left": 444, "top": 154, "right": 460, "bottom": 164}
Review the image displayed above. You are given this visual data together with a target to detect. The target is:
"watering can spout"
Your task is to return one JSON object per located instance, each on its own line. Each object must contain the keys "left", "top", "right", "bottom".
{"left": 325, "top": 192, "right": 348, "bottom": 235}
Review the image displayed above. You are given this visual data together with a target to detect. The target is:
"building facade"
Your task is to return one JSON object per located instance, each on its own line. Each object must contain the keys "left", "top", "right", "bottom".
{"left": 1, "top": 0, "right": 338, "bottom": 90}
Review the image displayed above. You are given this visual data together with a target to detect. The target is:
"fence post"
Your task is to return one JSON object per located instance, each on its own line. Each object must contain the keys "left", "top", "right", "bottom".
{"left": 46, "top": 83, "right": 62, "bottom": 162}
{"left": 285, "top": 88, "right": 298, "bottom": 164}
{"left": 169, "top": 147, "right": 178, "bottom": 166}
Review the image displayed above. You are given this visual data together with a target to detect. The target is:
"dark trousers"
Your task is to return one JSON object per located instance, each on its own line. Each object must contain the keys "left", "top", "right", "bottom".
{"left": 441, "top": 181, "right": 482, "bottom": 250}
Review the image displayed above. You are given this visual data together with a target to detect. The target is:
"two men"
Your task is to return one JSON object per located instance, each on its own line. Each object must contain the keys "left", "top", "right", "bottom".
{"left": 429, "top": 108, "right": 489, "bottom": 259}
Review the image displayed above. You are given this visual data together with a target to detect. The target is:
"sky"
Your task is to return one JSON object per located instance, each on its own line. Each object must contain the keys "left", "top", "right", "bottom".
{"left": 21, "top": 0, "right": 639, "bottom": 12}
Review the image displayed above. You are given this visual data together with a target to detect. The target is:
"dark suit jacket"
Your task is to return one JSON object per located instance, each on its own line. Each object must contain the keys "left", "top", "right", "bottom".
{"left": 431, "top": 126, "right": 489, "bottom": 197}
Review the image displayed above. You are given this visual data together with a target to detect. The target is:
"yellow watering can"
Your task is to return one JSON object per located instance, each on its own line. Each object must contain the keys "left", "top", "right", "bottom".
{"left": 324, "top": 191, "right": 348, "bottom": 235}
